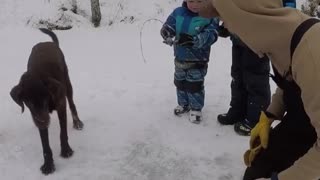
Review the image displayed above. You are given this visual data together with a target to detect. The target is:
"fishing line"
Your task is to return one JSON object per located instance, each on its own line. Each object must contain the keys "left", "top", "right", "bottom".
{"left": 139, "top": 18, "right": 164, "bottom": 63}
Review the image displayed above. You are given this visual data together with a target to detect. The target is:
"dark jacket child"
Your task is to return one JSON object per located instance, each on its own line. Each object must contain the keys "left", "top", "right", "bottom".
{"left": 217, "top": 25, "right": 271, "bottom": 136}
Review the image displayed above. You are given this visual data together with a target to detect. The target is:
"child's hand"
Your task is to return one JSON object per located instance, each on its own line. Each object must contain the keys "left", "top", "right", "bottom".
{"left": 176, "top": 33, "right": 194, "bottom": 47}
{"left": 163, "top": 38, "right": 175, "bottom": 46}
{"left": 160, "top": 25, "right": 174, "bottom": 40}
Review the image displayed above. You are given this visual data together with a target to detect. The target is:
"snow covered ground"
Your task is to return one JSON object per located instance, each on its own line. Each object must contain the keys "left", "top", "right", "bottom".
{"left": 0, "top": 0, "right": 301, "bottom": 179}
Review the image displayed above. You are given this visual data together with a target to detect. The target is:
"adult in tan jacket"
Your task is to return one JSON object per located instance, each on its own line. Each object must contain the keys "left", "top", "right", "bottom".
{"left": 199, "top": 0, "right": 320, "bottom": 179}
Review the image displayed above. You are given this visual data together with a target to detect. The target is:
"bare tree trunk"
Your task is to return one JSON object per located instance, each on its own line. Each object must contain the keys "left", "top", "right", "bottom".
{"left": 91, "top": 0, "right": 101, "bottom": 27}
{"left": 71, "top": 0, "right": 78, "bottom": 14}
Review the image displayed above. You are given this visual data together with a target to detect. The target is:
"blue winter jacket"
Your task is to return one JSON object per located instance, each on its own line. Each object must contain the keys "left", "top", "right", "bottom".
{"left": 163, "top": 6, "right": 219, "bottom": 62}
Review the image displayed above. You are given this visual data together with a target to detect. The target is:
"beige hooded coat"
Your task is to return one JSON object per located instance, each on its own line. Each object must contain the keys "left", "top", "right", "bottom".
{"left": 204, "top": 0, "right": 320, "bottom": 179}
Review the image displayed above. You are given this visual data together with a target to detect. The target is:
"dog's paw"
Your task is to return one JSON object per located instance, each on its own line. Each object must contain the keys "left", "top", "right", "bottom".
{"left": 73, "top": 120, "right": 84, "bottom": 130}
{"left": 61, "top": 147, "right": 74, "bottom": 158}
{"left": 40, "top": 161, "right": 55, "bottom": 175}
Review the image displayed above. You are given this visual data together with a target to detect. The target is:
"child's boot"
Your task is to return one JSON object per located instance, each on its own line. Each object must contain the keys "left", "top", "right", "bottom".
{"left": 174, "top": 105, "right": 190, "bottom": 116}
{"left": 189, "top": 110, "right": 202, "bottom": 124}
{"left": 234, "top": 119, "right": 254, "bottom": 136}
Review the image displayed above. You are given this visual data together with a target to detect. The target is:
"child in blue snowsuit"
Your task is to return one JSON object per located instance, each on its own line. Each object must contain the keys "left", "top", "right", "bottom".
{"left": 160, "top": 0, "right": 219, "bottom": 124}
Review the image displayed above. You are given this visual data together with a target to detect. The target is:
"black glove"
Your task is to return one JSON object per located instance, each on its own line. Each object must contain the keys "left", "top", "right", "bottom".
{"left": 160, "top": 25, "right": 174, "bottom": 40}
{"left": 217, "top": 25, "right": 230, "bottom": 38}
{"left": 176, "top": 33, "right": 194, "bottom": 47}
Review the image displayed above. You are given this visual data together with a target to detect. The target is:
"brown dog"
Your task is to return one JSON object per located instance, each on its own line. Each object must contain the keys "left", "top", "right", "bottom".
{"left": 10, "top": 28, "right": 84, "bottom": 175}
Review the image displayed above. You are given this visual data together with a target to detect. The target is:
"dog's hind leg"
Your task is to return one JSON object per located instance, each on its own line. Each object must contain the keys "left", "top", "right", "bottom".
{"left": 57, "top": 101, "right": 74, "bottom": 158}
{"left": 38, "top": 128, "right": 55, "bottom": 175}
{"left": 65, "top": 70, "right": 84, "bottom": 130}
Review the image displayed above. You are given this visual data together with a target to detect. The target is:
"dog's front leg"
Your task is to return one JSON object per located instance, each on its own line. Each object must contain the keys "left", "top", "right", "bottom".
{"left": 57, "top": 102, "right": 74, "bottom": 158}
{"left": 39, "top": 128, "right": 55, "bottom": 175}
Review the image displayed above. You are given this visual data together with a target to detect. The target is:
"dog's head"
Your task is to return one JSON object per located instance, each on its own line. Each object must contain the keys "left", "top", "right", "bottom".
{"left": 10, "top": 73, "right": 64, "bottom": 129}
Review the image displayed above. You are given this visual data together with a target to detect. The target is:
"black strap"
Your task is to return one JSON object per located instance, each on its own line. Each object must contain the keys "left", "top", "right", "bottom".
{"left": 270, "top": 65, "right": 285, "bottom": 89}
{"left": 290, "top": 18, "right": 320, "bottom": 59}
{"left": 270, "top": 18, "right": 320, "bottom": 85}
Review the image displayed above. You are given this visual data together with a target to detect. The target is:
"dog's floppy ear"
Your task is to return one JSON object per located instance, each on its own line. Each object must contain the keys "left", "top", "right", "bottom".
{"left": 45, "top": 77, "right": 64, "bottom": 101}
{"left": 10, "top": 84, "right": 25, "bottom": 113}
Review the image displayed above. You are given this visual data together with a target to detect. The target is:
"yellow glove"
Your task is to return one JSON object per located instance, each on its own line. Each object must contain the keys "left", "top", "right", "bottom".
{"left": 250, "top": 111, "right": 272, "bottom": 149}
{"left": 244, "top": 111, "right": 272, "bottom": 167}
{"left": 244, "top": 144, "right": 263, "bottom": 167}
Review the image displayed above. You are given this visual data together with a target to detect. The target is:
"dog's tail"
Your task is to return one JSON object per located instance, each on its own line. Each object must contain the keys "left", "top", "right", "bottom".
{"left": 39, "top": 28, "right": 59, "bottom": 46}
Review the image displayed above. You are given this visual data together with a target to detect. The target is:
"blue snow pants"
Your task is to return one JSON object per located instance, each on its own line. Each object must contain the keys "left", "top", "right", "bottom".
{"left": 174, "top": 60, "right": 208, "bottom": 111}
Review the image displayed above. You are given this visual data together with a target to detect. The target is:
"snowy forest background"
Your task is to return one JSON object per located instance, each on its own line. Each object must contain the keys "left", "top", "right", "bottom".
{"left": 1, "top": 0, "right": 318, "bottom": 29}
